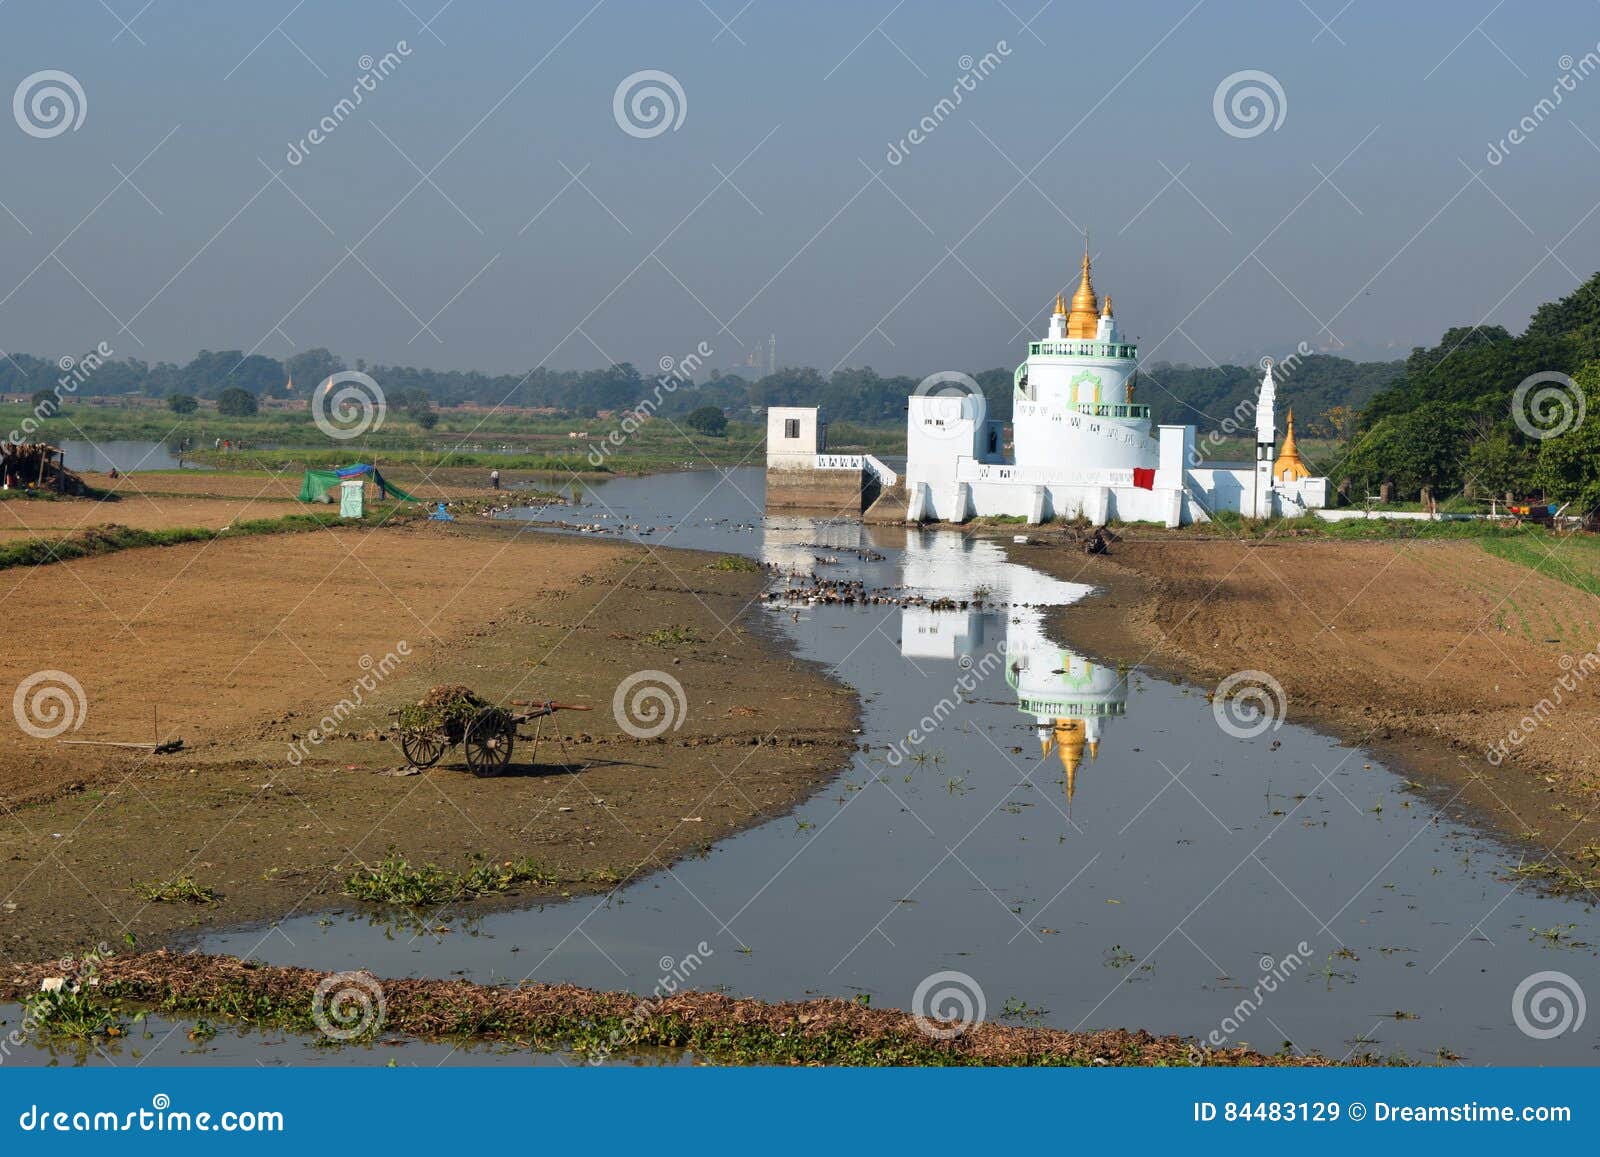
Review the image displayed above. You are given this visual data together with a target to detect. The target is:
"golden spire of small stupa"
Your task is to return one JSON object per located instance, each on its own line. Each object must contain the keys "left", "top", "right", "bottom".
{"left": 1273, "top": 407, "right": 1312, "bottom": 482}
{"left": 1067, "top": 234, "right": 1099, "bottom": 339}
{"left": 1101, "top": 294, "right": 1113, "bottom": 318}
{"left": 1054, "top": 291, "right": 1066, "bottom": 316}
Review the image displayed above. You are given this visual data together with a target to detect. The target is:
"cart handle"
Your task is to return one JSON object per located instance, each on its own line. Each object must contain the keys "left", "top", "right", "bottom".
{"left": 510, "top": 700, "right": 591, "bottom": 710}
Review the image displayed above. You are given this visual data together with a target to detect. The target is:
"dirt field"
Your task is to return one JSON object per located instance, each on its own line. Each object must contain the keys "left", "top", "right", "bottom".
{"left": 0, "top": 493, "right": 311, "bottom": 542}
{"left": 0, "top": 517, "right": 855, "bottom": 961}
{"left": 1016, "top": 533, "right": 1600, "bottom": 880}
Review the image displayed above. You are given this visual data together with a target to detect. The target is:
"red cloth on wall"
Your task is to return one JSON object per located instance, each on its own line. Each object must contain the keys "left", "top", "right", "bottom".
{"left": 1132, "top": 467, "right": 1155, "bottom": 490}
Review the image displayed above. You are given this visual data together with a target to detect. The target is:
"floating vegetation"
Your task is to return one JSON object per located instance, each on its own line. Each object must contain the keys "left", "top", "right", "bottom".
{"left": 1502, "top": 856, "right": 1600, "bottom": 897}
{"left": 24, "top": 987, "right": 126, "bottom": 1043}
{"left": 644, "top": 624, "right": 700, "bottom": 647}
{"left": 999, "top": 997, "right": 1049, "bottom": 1025}
{"left": 1104, "top": 945, "right": 1137, "bottom": 969}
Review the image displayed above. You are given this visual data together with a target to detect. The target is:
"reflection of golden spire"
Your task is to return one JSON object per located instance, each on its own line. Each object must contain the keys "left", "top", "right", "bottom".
{"left": 1045, "top": 718, "right": 1086, "bottom": 801}
{"left": 1273, "top": 406, "right": 1312, "bottom": 482}
{"left": 1067, "top": 236, "right": 1099, "bottom": 339}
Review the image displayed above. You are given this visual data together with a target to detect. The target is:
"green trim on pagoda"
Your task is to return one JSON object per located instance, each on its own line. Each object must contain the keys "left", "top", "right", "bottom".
{"left": 1028, "top": 340, "right": 1138, "bottom": 359}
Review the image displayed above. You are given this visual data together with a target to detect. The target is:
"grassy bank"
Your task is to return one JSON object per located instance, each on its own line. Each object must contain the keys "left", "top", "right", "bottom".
{"left": 0, "top": 507, "right": 412, "bottom": 571}
{"left": 4, "top": 952, "right": 1345, "bottom": 1067}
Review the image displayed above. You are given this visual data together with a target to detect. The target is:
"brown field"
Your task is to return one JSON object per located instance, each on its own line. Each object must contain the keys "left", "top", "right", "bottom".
{"left": 0, "top": 493, "right": 310, "bottom": 542}
{"left": 0, "top": 515, "right": 855, "bottom": 961}
{"left": 1022, "top": 534, "right": 1600, "bottom": 878}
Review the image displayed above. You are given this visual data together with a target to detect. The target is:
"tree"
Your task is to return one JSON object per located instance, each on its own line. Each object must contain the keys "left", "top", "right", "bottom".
{"left": 166, "top": 392, "right": 198, "bottom": 414}
{"left": 1461, "top": 432, "right": 1530, "bottom": 499}
{"left": 415, "top": 409, "right": 438, "bottom": 430}
{"left": 286, "top": 348, "right": 345, "bottom": 394}
{"left": 216, "top": 387, "right": 258, "bottom": 417}
{"left": 686, "top": 405, "right": 728, "bottom": 436}
{"left": 29, "top": 389, "right": 58, "bottom": 416}
{"left": 1535, "top": 361, "right": 1600, "bottom": 513}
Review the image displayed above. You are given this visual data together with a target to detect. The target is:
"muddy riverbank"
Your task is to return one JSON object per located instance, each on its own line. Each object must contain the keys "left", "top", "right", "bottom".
{"left": 0, "top": 517, "right": 857, "bottom": 962}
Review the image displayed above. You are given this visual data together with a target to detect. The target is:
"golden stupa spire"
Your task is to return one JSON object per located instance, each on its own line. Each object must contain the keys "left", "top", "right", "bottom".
{"left": 1101, "top": 294, "right": 1113, "bottom": 318}
{"left": 1052, "top": 718, "right": 1087, "bottom": 800}
{"left": 1054, "top": 291, "right": 1066, "bottom": 316}
{"left": 1067, "top": 234, "right": 1099, "bottom": 339}
{"left": 1273, "top": 407, "right": 1312, "bottom": 482}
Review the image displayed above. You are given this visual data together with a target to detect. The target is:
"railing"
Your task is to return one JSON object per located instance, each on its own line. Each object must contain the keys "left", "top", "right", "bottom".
{"left": 812, "top": 453, "right": 898, "bottom": 488}
{"left": 1067, "top": 402, "right": 1150, "bottom": 420}
{"left": 1028, "top": 341, "right": 1138, "bottom": 359}
{"left": 814, "top": 454, "right": 863, "bottom": 471}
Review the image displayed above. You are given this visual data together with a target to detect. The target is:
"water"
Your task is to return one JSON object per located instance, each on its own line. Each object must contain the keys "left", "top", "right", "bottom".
{"left": 57, "top": 439, "right": 204, "bottom": 473}
{"left": 24, "top": 465, "right": 1589, "bottom": 1066}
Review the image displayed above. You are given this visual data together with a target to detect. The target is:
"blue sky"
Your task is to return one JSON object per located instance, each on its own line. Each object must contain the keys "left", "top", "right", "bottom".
{"left": 1, "top": 0, "right": 1597, "bottom": 377}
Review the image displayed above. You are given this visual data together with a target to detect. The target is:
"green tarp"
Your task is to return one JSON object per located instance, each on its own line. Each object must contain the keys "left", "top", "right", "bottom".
{"left": 296, "top": 466, "right": 421, "bottom": 504}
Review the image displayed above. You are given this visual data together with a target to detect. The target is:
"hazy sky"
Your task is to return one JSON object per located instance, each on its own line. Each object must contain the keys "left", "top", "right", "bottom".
{"left": 2, "top": 0, "right": 1597, "bottom": 380}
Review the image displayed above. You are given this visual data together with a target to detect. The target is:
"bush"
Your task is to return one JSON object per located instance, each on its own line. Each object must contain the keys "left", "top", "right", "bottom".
{"left": 686, "top": 405, "right": 728, "bottom": 436}
{"left": 167, "top": 392, "right": 198, "bottom": 414}
{"left": 216, "top": 387, "right": 258, "bottom": 416}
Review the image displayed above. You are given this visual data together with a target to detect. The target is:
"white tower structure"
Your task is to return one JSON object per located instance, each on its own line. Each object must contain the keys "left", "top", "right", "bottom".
{"left": 1253, "top": 358, "right": 1277, "bottom": 518}
{"left": 1012, "top": 240, "right": 1153, "bottom": 477}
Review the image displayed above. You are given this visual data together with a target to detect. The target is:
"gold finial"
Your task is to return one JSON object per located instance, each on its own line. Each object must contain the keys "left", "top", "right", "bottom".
{"left": 1067, "top": 236, "right": 1099, "bottom": 339}
{"left": 1054, "top": 291, "right": 1066, "bottom": 316}
{"left": 1101, "top": 294, "right": 1113, "bottom": 318}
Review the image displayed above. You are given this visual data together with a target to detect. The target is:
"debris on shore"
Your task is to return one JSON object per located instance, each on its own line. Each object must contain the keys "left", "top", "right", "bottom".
{"left": 1, "top": 951, "right": 1352, "bottom": 1067}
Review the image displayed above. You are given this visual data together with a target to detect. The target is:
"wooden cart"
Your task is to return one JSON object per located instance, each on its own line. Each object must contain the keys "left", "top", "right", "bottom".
{"left": 397, "top": 699, "right": 589, "bottom": 776}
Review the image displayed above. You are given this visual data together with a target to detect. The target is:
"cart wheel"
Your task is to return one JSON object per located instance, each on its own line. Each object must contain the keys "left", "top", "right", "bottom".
{"left": 464, "top": 708, "right": 515, "bottom": 777}
{"left": 399, "top": 726, "right": 447, "bottom": 769}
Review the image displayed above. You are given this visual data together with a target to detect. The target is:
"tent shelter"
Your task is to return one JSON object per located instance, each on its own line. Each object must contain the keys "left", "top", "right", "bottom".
{"left": 297, "top": 463, "right": 420, "bottom": 505}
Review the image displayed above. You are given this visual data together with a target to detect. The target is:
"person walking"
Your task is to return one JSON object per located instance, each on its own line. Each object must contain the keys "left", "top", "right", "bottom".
{"left": 490, "top": 468, "right": 501, "bottom": 490}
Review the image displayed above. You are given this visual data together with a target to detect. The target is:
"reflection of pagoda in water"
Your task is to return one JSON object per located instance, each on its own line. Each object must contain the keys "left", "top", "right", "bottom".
{"left": 1005, "top": 611, "right": 1128, "bottom": 804}
{"left": 882, "top": 529, "right": 1127, "bottom": 806}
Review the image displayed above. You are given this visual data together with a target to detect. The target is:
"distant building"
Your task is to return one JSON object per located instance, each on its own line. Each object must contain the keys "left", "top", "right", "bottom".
{"left": 765, "top": 241, "right": 1329, "bottom": 526}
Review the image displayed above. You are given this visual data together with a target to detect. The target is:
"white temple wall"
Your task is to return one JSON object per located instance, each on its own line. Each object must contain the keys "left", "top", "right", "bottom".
{"left": 1012, "top": 402, "right": 1159, "bottom": 473}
